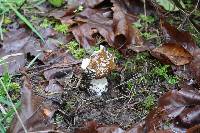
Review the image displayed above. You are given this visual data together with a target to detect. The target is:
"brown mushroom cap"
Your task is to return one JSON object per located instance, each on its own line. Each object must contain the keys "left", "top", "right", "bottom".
{"left": 88, "top": 46, "right": 116, "bottom": 79}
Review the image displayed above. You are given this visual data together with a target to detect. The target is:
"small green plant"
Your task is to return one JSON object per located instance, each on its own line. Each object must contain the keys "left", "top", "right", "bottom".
{"left": 152, "top": 65, "right": 179, "bottom": 85}
{"left": 108, "top": 47, "right": 123, "bottom": 60}
{"left": 133, "top": 14, "right": 155, "bottom": 29}
{"left": 48, "top": 0, "right": 64, "bottom": 7}
{"left": 143, "top": 95, "right": 155, "bottom": 110}
{"left": 40, "top": 18, "right": 69, "bottom": 35}
{"left": 92, "top": 46, "right": 100, "bottom": 51}
{"left": 67, "top": 40, "right": 85, "bottom": 59}
{"left": 110, "top": 72, "right": 120, "bottom": 79}
{"left": 141, "top": 32, "right": 158, "bottom": 40}
{"left": 139, "top": 14, "right": 155, "bottom": 24}
{"left": 136, "top": 52, "right": 149, "bottom": 61}
{"left": 54, "top": 23, "right": 69, "bottom": 35}
{"left": 0, "top": 0, "right": 45, "bottom": 42}
{"left": 74, "top": 5, "right": 84, "bottom": 13}
{"left": 124, "top": 60, "right": 134, "bottom": 71}
{"left": 126, "top": 80, "right": 137, "bottom": 96}
{"left": 3, "top": 17, "right": 12, "bottom": 25}
{"left": 133, "top": 14, "right": 157, "bottom": 40}
{"left": 127, "top": 80, "right": 133, "bottom": 90}
{"left": 0, "top": 59, "right": 21, "bottom": 132}
{"left": 137, "top": 76, "right": 147, "bottom": 84}
{"left": 0, "top": 73, "right": 20, "bottom": 97}
{"left": 40, "top": 18, "right": 53, "bottom": 28}
{"left": 124, "top": 52, "right": 149, "bottom": 72}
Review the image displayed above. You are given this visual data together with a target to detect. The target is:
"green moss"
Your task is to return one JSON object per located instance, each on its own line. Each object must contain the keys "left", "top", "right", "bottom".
{"left": 74, "top": 5, "right": 84, "bottom": 13}
{"left": 67, "top": 40, "right": 85, "bottom": 59}
{"left": 108, "top": 47, "right": 123, "bottom": 60}
{"left": 152, "top": 65, "right": 179, "bottom": 85}
{"left": 40, "top": 18, "right": 69, "bottom": 35}
{"left": 0, "top": 67, "right": 21, "bottom": 131}
{"left": 143, "top": 95, "right": 155, "bottom": 110}
{"left": 40, "top": 18, "right": 54, "bottom": 28}
{"left": 3, "top": 17, "right": 12, "bottom": 25}
{"left": 54, "top": 23, "right": 69, "bottom": 35}
{"left": 48, "top": 0, "right": 64, "bottom": 7}
{"left": 127, "top": 80, "right": 133, "bottom": 90}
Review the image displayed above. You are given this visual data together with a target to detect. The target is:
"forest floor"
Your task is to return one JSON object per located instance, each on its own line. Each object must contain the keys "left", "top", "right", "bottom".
{"left": 0, "top": 0, "right": 200, "bottom": 133}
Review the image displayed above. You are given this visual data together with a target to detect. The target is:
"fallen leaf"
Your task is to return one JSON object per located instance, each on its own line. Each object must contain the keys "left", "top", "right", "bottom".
{"left": 112, "top": 1, "right": 145, "bottom": 53}
{"left": 0, "top": 29, "right": 35, "bottom": 75}
{"left": 111, "top": 0, "right": 155, "bottom": 16}
{"left": 75, "top": 121, "right": 98, "bottom": 133}
{"left": 145, "top": 84, "right": 200, "bottom": 132}
{"left": 44, "top": 79, "right": 64, "bottom": 93}
{"left": 161, "top": 22, "right": 198, "bottom": 55}
{"left": 71, "top": 8, "right": 114, "bottom": 49}
{"left": 152, "top": 43, "right": 193, "bottom": 65}
{"left": 187, "top": 124, "right": 200, "bottom": 133}
{"left": 188, "top": 50, "right": 200, "bottom": 86}
{"left": 7, "top": 76, "right": 57, "bottom": 133}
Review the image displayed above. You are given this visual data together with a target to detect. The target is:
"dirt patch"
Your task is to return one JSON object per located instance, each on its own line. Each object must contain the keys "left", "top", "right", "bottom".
{"left": 25, "top": 52, "right": 175, "bottom": 132}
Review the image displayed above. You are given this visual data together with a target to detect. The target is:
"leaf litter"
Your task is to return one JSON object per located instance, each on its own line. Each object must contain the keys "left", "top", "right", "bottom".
{"left": 1, "top": 0, "right": 200, "bottom": 133}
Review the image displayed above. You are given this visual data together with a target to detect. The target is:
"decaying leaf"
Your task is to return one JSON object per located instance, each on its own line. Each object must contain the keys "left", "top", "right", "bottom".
{"left": 52, "top": 3, "right": 145, "bottom": 53}
{"left": 44, "top": 79, "right": 64, "bottom": 93}
{"left": 161, "top": 22, "right": 198, "bottom": 55}
{"left": 71, "top": 8, "right": 114, "bottom": 49}
{"left": 0, "top": 28, "right": 60, "bottom": 75}
{"left": 145, "top": 84, "right": 200, "bottom": 132}
{"left": 152, "top": 43, "right": 193, "bottom": 65}
{"left": 0, "top": 30, "right": 42, "bottom": 73}
{"left": 7, "top": 76, "right": 57, "bottom": 133}
{"left": 157, "top": 22, "right": 200, "bottom": 86}
{"left": 112, "top": 1, "right": 145, "bottom": 53}
{"left": 188, "top": 50, "right": 200, "bottom": 86}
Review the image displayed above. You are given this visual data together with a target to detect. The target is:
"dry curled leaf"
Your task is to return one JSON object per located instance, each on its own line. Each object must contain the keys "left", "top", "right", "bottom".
{"left": 71, "top": 8, "right": 114, "bottom": 49}
{"left": 112, "top": 1, "right": 145, "bottom": 53}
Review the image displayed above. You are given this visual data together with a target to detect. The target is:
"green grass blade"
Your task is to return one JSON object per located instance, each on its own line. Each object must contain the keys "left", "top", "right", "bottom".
{"left": 0, "top": 14, "right": 4, "bottom": 40}
{"left": 3, "top": 101, "right": 21, "bottom": 120}
{"left": 7, "top": 3, "right": 45, "bottom": 43}
{"left": 0, "top": 122, "right": 6, "bottom": 133}
{"left": 26, "top": 52, "right": 41, "bottom": 68}
{"left": 0, "top": 96, "right": 12, "bottom": 106}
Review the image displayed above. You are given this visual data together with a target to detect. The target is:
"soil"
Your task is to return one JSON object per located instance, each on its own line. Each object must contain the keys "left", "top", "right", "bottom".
{"left": 25, "top": 52, "right": 175, "bottom": 132}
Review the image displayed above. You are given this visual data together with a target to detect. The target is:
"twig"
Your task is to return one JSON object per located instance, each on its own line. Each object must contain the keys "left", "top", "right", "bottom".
{"left": 26, "top": 61, "right": 81, "bottom": 73}
{"left": 0, "top": 79, "right": 28, "bottom": 133}
{"left": 144, "top": 0, "right": 147, "bottom": 17}
{"left": 178, "top": 0, "right": 200, "bottom": 29}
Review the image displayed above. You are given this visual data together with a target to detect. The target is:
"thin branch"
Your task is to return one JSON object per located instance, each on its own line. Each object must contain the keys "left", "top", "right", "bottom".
{"left": 178, "top": 0, "right": 200, "bottom": 29}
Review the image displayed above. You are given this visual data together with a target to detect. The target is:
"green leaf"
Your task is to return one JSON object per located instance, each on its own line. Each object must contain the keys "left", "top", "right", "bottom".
{"left": 3, "top": 101, "right": 21, "bottom": 120}
{"left": 7, "top": 3, "right": 45, "bottom": 43}
{"left": 0, "top": 96, "right": 12, "bottom": 106}
{"left": 156, "top": 0, "right": 185, "bottom": 11}
{"left": 48, "top": 0, "right": 64, "bottom": 7}
{"left": 0, "top": 122, "right": 6, "bottom": 133}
